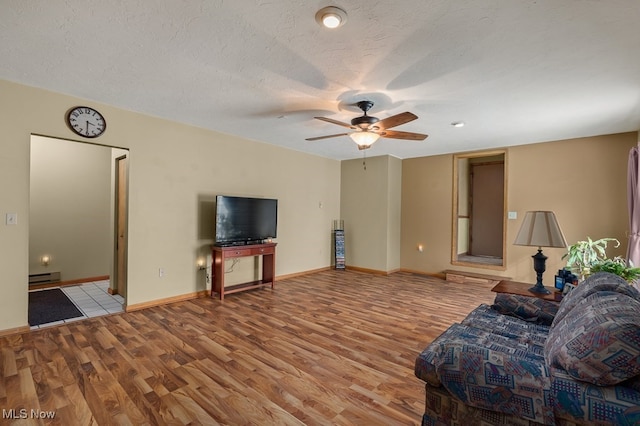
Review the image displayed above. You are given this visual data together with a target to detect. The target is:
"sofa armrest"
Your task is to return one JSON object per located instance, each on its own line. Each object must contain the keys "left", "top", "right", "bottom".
{"left": 550, "top": 367, "right": 640, "bottom": 424}
{"left": 434, "top": 340, "right": 554, "bottom": 425}
{"left": 492, "top": 293, "right": 559, "bottom": 326}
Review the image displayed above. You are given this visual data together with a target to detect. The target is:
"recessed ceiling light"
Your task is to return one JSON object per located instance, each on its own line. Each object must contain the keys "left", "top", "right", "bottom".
{"left": 451, "top": 121, "right": 465, "bottom": 128}
{"left": 315, "top": 6, "right": 347, "bottom": 29}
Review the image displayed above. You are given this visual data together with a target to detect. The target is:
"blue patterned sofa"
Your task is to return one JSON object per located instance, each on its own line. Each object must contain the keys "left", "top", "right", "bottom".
{"left": 414, "top": 272, "right": 640, "bottom": 425}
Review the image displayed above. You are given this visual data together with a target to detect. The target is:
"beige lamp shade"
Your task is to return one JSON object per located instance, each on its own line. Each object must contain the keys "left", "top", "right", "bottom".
{"left": 514, "top": 211, "right": 567, "bottom": 248}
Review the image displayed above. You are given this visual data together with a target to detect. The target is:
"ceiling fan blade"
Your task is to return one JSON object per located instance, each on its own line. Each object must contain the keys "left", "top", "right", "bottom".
{"left": 314, "top": 116, "right": 354, "bottom": 128}
{"left": 381, "top": 130, "right": 428, "bottom": 141}
{"left": 305, "top": 133, "right": 350, "bottom": 141}
{"left": 375, "top": 112, "right": 418, "bottom": 130}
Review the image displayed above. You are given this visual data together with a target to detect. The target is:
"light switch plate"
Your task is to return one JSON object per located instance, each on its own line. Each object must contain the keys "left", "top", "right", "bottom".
{"left": 508, "top": 211, "right": 517, "bottom": 220}
{"left": 6, "top": 213, "right": 17, "bottom": 225}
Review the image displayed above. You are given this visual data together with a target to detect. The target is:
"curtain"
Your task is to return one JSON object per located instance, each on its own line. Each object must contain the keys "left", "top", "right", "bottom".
{"left": 627, "top": 146, "right": 640, "bottom": 290}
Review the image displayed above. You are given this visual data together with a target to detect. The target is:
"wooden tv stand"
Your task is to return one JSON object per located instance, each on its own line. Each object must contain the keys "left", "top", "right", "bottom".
{"left": 211, "top": 242, "right": 277, "bottom": 300}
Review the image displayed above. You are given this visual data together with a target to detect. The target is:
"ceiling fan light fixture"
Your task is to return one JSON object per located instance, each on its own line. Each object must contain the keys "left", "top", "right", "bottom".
{"left": 315, "top": 6, "right": 347, "bottom": 29}
{"left": 349, "top": 131, "right": 380, "bottom": 148}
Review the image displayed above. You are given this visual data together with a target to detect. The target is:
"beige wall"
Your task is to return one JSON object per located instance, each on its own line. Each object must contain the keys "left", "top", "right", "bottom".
{"left": 401, "top": 154, "right": 454, "bottom": 273}
{"left": 0, "top": 79, "right": 340, "bottom": 332}
{"left": 401, "top": 132, "right": 637, "bottom": 282}
{"left": 29, "top": 136, "right": 112, "bottom": 280}
{"left": 340, "top": 155, "right": 401, "bottom": 272}
{"left": 386, "top": 156, "right": 402, "bottom": 271}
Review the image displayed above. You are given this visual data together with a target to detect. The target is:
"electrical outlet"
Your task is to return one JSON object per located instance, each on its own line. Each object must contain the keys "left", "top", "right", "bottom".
{"left": 159, "top": 268, "right": 165, "bottom": 278}
{"left": 6, "top": 213, "right": 17, "bottom": 225}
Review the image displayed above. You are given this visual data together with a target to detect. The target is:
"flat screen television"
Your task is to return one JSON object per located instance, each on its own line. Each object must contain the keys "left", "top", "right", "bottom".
{"left": 214, "top": 195, "right": 278, "bottom": 246}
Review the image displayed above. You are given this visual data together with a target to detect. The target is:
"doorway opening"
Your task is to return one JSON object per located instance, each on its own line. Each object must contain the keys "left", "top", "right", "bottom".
{"left": 452, "top": 150, "right": 507, "bottom": 269}
{"left": 29, "top": 135, "right": 129, "bottom": 326}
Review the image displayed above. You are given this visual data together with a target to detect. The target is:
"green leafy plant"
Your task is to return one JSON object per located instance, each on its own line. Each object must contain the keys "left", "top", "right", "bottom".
{"left": 562, "top": 237, "right": 620, "bottom": 277}
{"left": 590, "top": 257, "right": 640, "bottom": 282}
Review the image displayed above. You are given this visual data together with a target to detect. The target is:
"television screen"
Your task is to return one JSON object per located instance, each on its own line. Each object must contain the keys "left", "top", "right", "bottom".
{"left": 215, "top": 195, "right": 278, "bottom": 245}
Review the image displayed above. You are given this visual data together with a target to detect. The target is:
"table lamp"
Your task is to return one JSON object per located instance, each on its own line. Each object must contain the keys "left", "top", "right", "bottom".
{"left": 513, "top": 211, "right": 567, "bottom": 294}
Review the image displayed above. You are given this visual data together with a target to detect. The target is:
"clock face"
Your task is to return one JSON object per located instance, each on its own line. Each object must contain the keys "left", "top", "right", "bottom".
{"left": 67, "top": 106, "right": 106, "bottom": 138}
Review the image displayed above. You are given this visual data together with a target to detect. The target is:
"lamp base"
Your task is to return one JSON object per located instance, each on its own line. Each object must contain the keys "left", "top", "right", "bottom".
{"left": 528, "top": 282, "right": 551, "bottom": 295}
{"left": 529, "top": 248, "right": 550, "bottom": 294}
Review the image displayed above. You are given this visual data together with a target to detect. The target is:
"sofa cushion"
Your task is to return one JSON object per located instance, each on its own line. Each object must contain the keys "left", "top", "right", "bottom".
{"left": 414, "top": 320, "right": 545, "bottom": 387}
{"left": 415, "top": 305, "right": 548, "bottom": 387}
{"left": 434, "top": 338, "right": 553, "bottom": 424}
{"left": 552, "top": 272, "right": 640, "bottom": 327}
{"left": 550, "top": 366, "right": 640, "bottom": 424}
{"left": 462, "top": 304, "right": 549, "bottom": 351}
{"left": 545, "top": 291, "right": 640, "bottom": 385}
{"left": 492, "top": 293, "right": 559, "bottom": 326}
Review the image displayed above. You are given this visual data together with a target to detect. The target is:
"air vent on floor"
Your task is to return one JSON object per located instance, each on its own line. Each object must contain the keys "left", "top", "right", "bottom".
{"left": 29, "top": 271, "right": 61, "bottom": 285}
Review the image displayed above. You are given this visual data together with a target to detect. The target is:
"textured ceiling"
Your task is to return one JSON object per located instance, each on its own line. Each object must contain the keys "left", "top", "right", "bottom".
{"left": 1, "top": 0, "right": 639, "bottom": 160}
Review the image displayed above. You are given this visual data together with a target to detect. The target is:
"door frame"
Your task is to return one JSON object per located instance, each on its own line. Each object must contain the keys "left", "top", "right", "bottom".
{"left": 112, "top": 154, "right": 129, "bottom": 301}
{"left": 28, "top": 134, "right": 130, "bottom": 305}
{"left": 451, "top": 149, "right": 508, "bottom": 270}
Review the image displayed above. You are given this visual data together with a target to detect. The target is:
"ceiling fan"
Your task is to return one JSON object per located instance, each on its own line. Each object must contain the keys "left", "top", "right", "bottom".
{"left": 306, "top": 100, "right": 428, "bottom": 150}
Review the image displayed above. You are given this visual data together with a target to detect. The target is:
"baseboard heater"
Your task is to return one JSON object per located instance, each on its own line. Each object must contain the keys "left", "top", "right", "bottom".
{"left": 29, "top": 271, "right": 61, "bottom": 285}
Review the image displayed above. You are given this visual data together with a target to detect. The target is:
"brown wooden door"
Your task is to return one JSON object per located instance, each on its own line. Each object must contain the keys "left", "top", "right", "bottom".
{"left": 469, "top": 162, "right": 504, "bottom": 257}
{"left": 115, "top": 155, "right": 128, "bottom": 299}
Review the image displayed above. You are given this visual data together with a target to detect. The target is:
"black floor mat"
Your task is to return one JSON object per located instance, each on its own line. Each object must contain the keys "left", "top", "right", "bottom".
{"left": 28, "top": 288, "right": 84, "bottom": 326}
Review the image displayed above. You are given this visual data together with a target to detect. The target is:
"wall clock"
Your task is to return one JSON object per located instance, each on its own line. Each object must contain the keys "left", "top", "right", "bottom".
{"left": 66, "top": 106, "right": 106, "bottom": 138}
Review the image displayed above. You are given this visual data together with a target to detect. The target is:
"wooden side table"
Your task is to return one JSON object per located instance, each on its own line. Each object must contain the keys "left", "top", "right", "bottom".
{"left": 491, "top": 280, "right": 563, "bottom": 302}
{"left": 211, "top": 243, "right": 276, "bottom": 300}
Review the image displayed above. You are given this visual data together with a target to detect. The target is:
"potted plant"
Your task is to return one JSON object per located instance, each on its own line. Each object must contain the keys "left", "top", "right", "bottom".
{"left": 563, "top": 237, "right": 640, "bottom": 283}
{"left": 590, "top": 257, "right": 640, "bottom": 282}
{"left": 562, "top": 237, "right": 619, "bottom": 278}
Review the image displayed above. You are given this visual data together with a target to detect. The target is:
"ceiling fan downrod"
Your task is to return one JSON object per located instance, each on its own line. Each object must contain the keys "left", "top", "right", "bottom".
{"left": 351, "top": 101, "right": 379, "bottom": 128}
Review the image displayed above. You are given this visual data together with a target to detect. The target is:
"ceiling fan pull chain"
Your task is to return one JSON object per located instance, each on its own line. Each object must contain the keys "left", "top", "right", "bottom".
{"left": 363, "top": 150, "right": 367, "bottom": 171}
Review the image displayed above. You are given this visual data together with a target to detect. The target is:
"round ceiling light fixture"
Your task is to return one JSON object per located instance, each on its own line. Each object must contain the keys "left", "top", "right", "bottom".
{"left": 315, "top": 6, "right": 347, "bottom": 29}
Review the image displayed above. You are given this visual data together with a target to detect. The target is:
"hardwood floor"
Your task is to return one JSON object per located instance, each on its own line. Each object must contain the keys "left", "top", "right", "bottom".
{"left": 0, "top": 270, "right": 496, "bottom": 425}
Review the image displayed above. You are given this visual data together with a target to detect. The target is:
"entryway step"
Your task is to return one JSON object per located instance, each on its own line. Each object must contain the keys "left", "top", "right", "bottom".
{"left": 443, "top": 269, "right": 510, "bottom": 285}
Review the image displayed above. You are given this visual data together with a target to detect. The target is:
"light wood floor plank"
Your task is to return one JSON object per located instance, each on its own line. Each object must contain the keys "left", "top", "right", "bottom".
{"left": 0, "top": 270, "right": 496, "bottom": 424}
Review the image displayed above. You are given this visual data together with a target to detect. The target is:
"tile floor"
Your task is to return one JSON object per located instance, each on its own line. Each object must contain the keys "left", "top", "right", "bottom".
{"left": 30, "top": 280, "right": 125, "bottom": 330}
